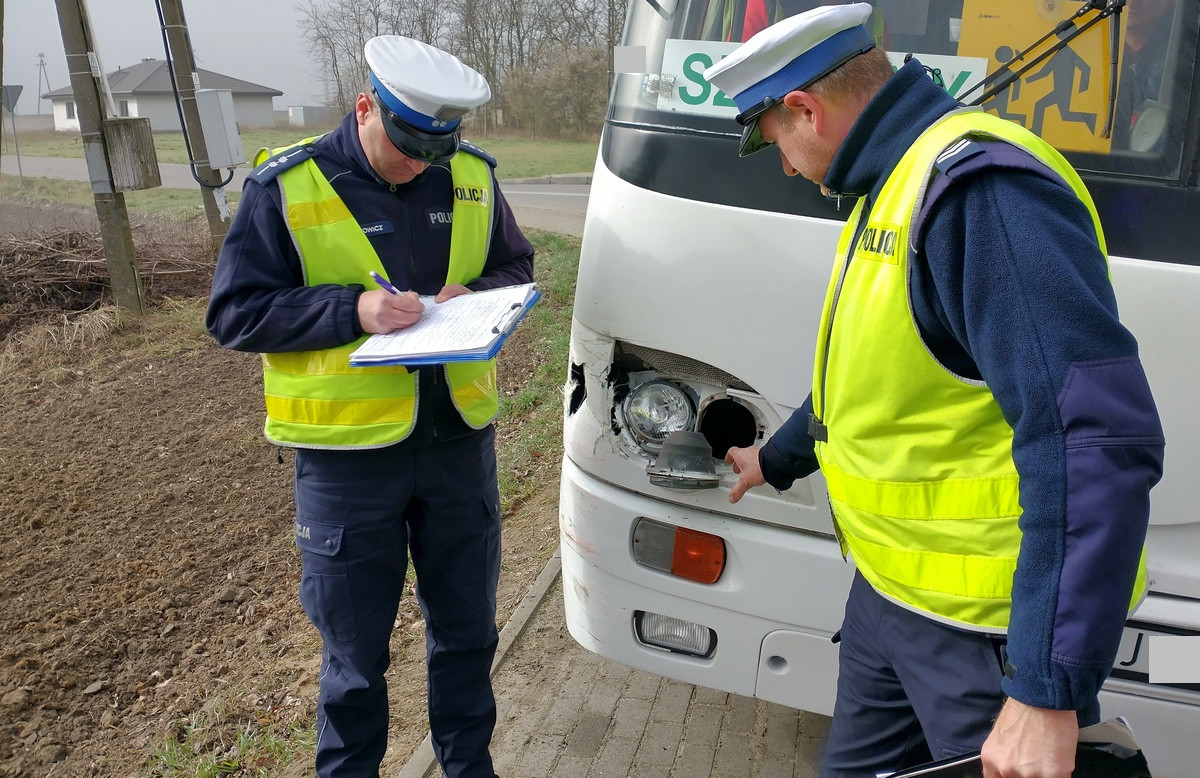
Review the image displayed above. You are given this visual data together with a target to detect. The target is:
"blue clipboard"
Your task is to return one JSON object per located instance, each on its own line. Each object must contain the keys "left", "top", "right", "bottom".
{"left": 884, "top": 718, "right": 1151, "bottom": 777}
{"left": 349, "top": 285, "right": 540, "bottom": 367}
{"left": 387, "top": 289, "right": 541, "bottom": 366}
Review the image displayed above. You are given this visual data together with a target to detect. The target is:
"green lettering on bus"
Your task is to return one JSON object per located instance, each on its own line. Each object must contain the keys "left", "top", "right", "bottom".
{"left": 680, "top": 52, "right": 712, "bottom": 105}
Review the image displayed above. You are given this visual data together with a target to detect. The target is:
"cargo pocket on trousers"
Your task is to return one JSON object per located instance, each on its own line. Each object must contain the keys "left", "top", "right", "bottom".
{"left": 294, "top": 517, "right": 358, "bottom": 643}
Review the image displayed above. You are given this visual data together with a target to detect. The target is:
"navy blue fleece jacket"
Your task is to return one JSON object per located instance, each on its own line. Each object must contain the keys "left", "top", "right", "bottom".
{"left": 759, "top": 60, "right": 1165, "bottom": 711}
{"left": 206, "top": 112, "right": 535, "bottom": 446}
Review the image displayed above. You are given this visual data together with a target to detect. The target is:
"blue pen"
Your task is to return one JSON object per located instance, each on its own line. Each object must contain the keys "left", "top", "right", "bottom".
{"left": 370, "top": 270, "right": 402, "bottom": 295}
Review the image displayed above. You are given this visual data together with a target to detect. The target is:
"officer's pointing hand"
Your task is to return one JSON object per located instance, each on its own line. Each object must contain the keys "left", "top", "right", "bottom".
{"left": 358, "top": 289, "right": 424, "bottom": 334}
{"left": 725, "top": 445, "right": 766, "bottom": 504}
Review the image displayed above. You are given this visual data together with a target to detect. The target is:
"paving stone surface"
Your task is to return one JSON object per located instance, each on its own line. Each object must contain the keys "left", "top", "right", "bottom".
{"left": 480, "top": 574, "right": 831, "bottom": 777}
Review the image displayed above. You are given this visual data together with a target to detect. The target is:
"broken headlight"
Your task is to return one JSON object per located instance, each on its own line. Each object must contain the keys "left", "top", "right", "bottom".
{"left": 620, "top": 379, "right": 695, "bottom": 452}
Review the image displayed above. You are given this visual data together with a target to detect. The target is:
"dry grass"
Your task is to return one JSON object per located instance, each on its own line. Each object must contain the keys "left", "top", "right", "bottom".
{"left": 0, "top": 227, "right": 214, "bottom": 340}
{"left": 7, "top": 304, "right": 122, "bottom": 349}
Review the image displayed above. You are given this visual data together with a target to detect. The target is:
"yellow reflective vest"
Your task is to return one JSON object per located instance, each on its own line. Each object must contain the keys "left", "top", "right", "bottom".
{"left": 260, "top": 146, "right": 500, "bottom": 449}
{"left": 812, "top": 109, "right": 1147, "bottom": 632}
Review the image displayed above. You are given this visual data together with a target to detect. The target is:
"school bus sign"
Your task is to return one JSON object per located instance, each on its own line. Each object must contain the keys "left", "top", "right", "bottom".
{"left": 958, "top": 1, "right": 1118, "bottom": 153}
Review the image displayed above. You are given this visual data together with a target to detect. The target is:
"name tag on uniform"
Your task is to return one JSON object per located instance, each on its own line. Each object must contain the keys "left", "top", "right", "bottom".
{"left": 361, "top": 220, "right": 394, "bottom": 236}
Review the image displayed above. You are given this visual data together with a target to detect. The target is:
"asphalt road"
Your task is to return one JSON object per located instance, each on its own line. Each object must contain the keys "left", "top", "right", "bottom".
{"left": 0, "top": 154, "right": 590, "bottom": 238}
{"left": 500, "top": 182, "right": 591, "bottom": 211}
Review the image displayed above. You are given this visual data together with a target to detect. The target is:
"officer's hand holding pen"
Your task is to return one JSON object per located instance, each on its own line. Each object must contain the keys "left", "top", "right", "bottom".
{"left": 358, "top": 271, "right": 424, "bottom": 334}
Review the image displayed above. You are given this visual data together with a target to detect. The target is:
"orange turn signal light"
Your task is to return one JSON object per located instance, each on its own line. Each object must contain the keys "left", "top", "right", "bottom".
{"left": 632, "top": 518, "right": 726, "bottom": 584}
{"left": 671, "top": 526, "right": 725, "bottom": 584}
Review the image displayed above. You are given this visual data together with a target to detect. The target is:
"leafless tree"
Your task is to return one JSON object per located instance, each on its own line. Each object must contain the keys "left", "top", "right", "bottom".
{"left": 297, "top": 0, "right": 628, "bottom": 134}
{"left": 447, "top": 0, "right": 504, "bottom": 93}
{"left": 298, "top": 0, "right": 453, "bottom": 114}
{"left": 504, "top": 45, "right": 609, "bottom": 138}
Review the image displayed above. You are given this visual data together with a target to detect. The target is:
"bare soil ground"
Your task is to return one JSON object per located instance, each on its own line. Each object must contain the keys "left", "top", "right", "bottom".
{"left": 0, "top": 201, "right": 560, "bottom": 777}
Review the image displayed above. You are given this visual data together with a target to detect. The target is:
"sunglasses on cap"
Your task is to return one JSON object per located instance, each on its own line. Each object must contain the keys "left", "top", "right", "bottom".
{"left": 731, "top": 41, "right": 876, "bottom": 157}
{"left": 735, "top": 95, "right": 781, "bottom": 157}
{"left": 373, "top": 92, "right": 461, "bottom": 163}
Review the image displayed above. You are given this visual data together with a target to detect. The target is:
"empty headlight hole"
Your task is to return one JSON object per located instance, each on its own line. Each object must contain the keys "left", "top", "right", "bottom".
{"left": 698, "top": 399, "right": 757, "bottom": 460}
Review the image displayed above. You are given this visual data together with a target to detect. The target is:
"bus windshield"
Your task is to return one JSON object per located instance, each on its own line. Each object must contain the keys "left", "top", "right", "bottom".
{"left": 614, "top": 0, "right": 1198, "bottom": 181}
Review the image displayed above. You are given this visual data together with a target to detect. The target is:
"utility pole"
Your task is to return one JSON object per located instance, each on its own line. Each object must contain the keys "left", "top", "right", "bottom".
{"left": 157, "top": 0, "right": 231, "bottom": 256}
{"left": 1, "top": 0, "right": 9, "bottom": 166}
{"left": 53, "top": 0, "right": 146, "bottom": 314}
{"left": 1, "top": 0, "right": 6, "bottom": 112}
{"left": 37, "top": 54, "right": 50, "bottom": 115}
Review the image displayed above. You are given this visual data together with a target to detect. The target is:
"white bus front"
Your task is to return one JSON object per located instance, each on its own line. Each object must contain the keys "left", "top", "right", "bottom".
{"left": 560, "top": 1, "right": 1200, "bottom": 774}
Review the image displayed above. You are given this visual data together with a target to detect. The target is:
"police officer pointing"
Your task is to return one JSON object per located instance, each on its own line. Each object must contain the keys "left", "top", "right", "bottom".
{"left": 206, "top": 36, "right": 534, "bottom": 778}
{"left": 707, "top": 5, "right": 1164, "bottom": 778}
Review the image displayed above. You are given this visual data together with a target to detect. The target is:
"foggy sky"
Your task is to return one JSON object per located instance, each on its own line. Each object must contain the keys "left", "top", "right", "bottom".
{"left": 4, "top": 0, "right": 325, "bottom": 114}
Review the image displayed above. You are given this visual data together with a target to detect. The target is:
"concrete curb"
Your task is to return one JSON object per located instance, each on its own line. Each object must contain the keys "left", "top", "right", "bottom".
{"left": 500, "top": 173, "right": 593, "bottom": 186}
{"left": 395, "top": 549, "right": 565, "bottom": 778}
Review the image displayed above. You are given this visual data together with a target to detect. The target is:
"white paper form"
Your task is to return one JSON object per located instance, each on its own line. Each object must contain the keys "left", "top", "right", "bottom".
{"left": 350, "top": 283, "right": 537, "bottom": 364}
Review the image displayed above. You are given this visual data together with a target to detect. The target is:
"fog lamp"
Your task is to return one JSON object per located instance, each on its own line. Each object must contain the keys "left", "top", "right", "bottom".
{"left": 646, "top": 430, "right": 719, "bottom": 489}
{"left": 635, "top": 611, "right": 716, "bottom": 657}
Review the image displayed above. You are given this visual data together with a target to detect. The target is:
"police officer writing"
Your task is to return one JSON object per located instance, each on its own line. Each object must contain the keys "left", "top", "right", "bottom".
{"left": 705, "top": 5, "right": 1164, "bottom": 778}
{"left": 206, "top": 36, "right": 534, "bottom": 778}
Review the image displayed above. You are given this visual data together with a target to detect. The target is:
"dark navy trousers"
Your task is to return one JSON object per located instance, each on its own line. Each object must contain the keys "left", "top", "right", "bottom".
{"left": 821, "top": 572, "right": 1102, "bottom": 778}
{"left": 293, "top": 428, "right": 501, "bottom": 778}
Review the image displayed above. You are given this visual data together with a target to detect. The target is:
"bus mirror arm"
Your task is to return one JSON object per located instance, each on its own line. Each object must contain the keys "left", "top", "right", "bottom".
{"left": 642, "top": 0, "right": 675, "bottom": 22}
{"left": 1101, "top": 1, "right": 1125, "bottom": 138}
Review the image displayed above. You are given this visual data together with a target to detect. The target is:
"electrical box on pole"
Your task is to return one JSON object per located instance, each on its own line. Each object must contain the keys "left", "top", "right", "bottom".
{"left": 158, "top": 0, "right": 234, "bottom": 256}
{"left": 195, "top": 89, "right": 246, "bottom": 170}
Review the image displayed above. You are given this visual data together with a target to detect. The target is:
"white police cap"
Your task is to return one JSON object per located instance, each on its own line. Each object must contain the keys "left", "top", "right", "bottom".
{"left": 365, "top": 35, "right": 491, "bottom": 161}
{"left": 703, "top": 3, "right": 875, "bottom": 156}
